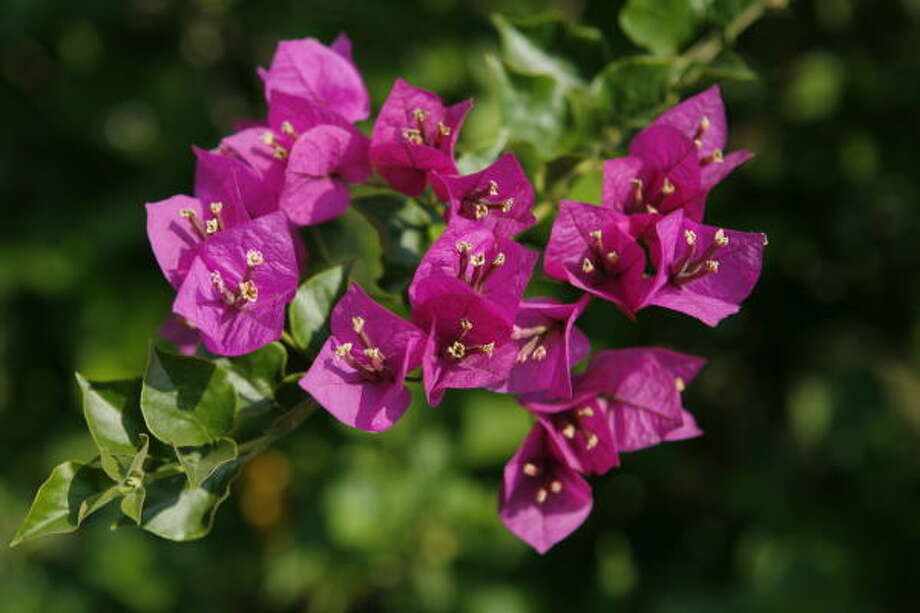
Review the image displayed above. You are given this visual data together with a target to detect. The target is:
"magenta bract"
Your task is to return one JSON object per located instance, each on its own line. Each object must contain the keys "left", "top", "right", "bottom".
{"left": 433, "top": 152, "right": 536, "bottom": 237}
{"left": 602, "top": 85, "right": 753, "bottom": 221}
{"left": 258, "top": 35, "right": 370, "bottom": 123}
{"left": 370, "top": 78, "right": 472, "bottom": 197}
{"left": 299, "top": 283, "right": 426, "bottom": 432}
{"left": 576, "top": 348, "right": 705, "bottom": 452}
{"left": 411, "top": 276, "right": 516, "bottom": 406}
{"left": 543, "top": 200, "right": 669, "bottom": 318}
{"left": 491, "top": 295, "right": 591, "bottom": 399}
{"left": 219, "top": 90, "right": 371, "bottom": 226}
{"left": 647, "top": 216, "right": 767, "bottom": 326}
{"left": 408, "top": 225, "right": 537, "bottom": 317}
{"left": 499, "top": 423, "right": 593, "bottom": 554}
{"left": 146, "top": 186, "right": 250, "bottom": 290}
{"left": 172, "top": 211, "right": 298, "bottom": 356}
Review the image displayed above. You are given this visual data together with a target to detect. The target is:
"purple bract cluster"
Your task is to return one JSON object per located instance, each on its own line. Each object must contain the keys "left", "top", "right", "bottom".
{"left": 144, "top": 34, "right": 766, "bottom": 553}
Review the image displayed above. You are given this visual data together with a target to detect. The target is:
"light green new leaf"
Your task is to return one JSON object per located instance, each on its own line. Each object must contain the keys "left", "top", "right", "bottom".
{"left": 491, "top": 12, "right": 604, "bottom": 88}
{"left": 141, "top": 347, "right": 236, "bottom": 448}
{"left": 353, "top": 194, "right": 437, "bottom": 296}
{"left": 175, "top": 437, "right": 238, "bottom": 489}
{"left": 215, "top": 341, "right": 287, "bottom": 414}
{"left": 620, "top": 0, "right": 700, "bottom": 56}
{"left": 140, "top": 461, "right": 240, "bottom": 541}
{"left": 289, "top": 264, "right": 350, "bottom": 354}
{"left": 486, "top": 55, "right": 569, "bottom": 159}
{"left": 591, "top": 57, "right": 680, "bottom": 126}
{"left": 118, "top": 433, "right": 150, "bottom": 524}
{"left": 76, "top": 374, "right": 146, "bottom": 480}
{"left": 707, "top": 0, "right": 761, "bottom": 26}
{"left": 304, "top": 208, "right": 384, "bottom": 292}
{"left": 11, "top": 460, "right": 116, "bottom": 547}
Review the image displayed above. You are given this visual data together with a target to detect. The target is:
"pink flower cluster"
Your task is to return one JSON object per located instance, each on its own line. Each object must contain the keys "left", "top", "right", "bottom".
{"left": 143, "top": 34, "right": 766, "bottom": 554}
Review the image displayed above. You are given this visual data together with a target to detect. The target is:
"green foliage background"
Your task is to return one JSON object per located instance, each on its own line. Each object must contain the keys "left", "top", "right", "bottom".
{"left": 2, "top": 0, "right": 920, "bottom": 610}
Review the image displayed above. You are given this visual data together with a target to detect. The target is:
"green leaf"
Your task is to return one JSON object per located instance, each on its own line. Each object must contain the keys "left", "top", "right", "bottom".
{"left": 707, "top": 0, "right": 760, "bottom": 25}
{"left": 76, "top": 374, "right": 146, "bottom": 481}
{"left": 491, "top": 12, "right": 604, "bottom": 88}
{"left": 214, "top": 341, "right": 287, "bottom": 413}
{"left": 305, "top": 208, "right": 384, "bottom": 292}
{"left": 352, "top": 194, "right": 438, "bottom": 295}
{"left": 118, "top": 434, "right": 150, "bottom": 524}
{"left": 11, "top": 460, "right": 116, "bottom": 547}
{"left": 140, "top": 461, "right": 240, "bottom": 541}
{"left": 693, "top": 50, "right": 758, "bottom": 82}
{"left": 620, "top": 0, "right": 700, "bottom": 56}
{"left": 591, "top": 57, "right": 680, "bottom": 126}
{"left": 289, "top": 264, "right": 350, "bottom": 354}
{"left": 486, "top": 55, "right": 569, "bottom": 159}
{"left": 457, "top": 129, "right": 511, "bottom": 175}
{"left": 175, "top": 437, "right": 238, "bottom": 489}
{"left": 141, "top": 347, "right": 236, "bottom": 448}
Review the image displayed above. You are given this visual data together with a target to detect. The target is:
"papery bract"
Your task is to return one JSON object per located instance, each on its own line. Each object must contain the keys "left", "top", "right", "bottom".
{"left": 408, "top": 225, "right": 537, "bottom": 316}
{"left": 499, "top": 423, "right": 593, "bottom": 554}
{"left": 603, "top": 124, "right": 703, "bottom": 219}
{"left": 194, "top": 146, "right": 275, "bottom": 220}
{"left": 602, "top": 86, "right": 752, "bottom": 221}
{"left": 158, "top": 314, "right": 199, "bottom": 356}
{"left": 649, "top": 84, "right": 753, "bottom": 191}
{"left": 146, "top": 187, "right": 250, "bottom": 289}
{"left": 533, "top": 396, "right": 620, "bottom": 476}
{"left": 646, "top": 217, "right": 766, "bottom": 326}
{"left": 219, "top": 91, "right": 370, "bottom": 225}
{"left": 370, "top": 78, "right": 471, "bottom": 197}
{"left": 544, "top": 200, "right": 677, "bottom": 318}
{"left": 299, "top": 283, "right": 425, "bottom": 432}
{"left": 433, "top": 152, "right": 536, "bottom": 236}
{"left": 491, "top": 295, "right": 591, "bottom": 399}
{"left": 258, "top": 34, "right": 370, "bottom": 123}
{"left": 576, "top": 348, "right": 705, "bottom": 452}
{"left": 411, "top": 276, "right": 516, "bottom": 406}
{"left": 173, "top": 211, "right": 298, "bottom": 356}
{"left": 280, "top": 124, "right": 371, "bottom": 225}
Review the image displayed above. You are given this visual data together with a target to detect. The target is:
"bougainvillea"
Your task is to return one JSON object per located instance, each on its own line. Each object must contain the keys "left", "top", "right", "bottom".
{"left": 13, "top": 10, "right": 770, "bottom": 555}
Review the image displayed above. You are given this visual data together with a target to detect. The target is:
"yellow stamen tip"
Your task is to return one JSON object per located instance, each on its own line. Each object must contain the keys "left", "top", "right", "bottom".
{"left": 447, "top": 341, "right": 466, "bottom": 359}
{"left": 246, "top": 249, "right": 264, "bottom": 267}
{"left": 238, "top": 280, "right": 258, "bottom": 302}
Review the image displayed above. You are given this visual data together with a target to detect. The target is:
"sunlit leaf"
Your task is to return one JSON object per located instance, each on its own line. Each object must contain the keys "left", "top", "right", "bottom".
{"left": 76, "top": 374, "right": 146, "bottom": 481}
{"left": 591, "top": 57, "right": 679, "bottom": 125}
{"left": 10, "top": 460, "right": 116, "bottom": 547}
{"left": 213, "top": 341, "right": 287, "bottom": 421}
{"left": 141, "top": 347, "right": 236, "bottom": 448}
{"left": 486, "top": 55, "right": 569, "bottom": 158}
{"left": 353, "top": 193, "right": 438, "bottom": 296}
{"left": 289, "top": 264, "right": 350, "bottom": 354}
{"left": 119, "top": 434, "right": 150, "bottom": 524}
{"left": 140, "top": 461, "right": 240, "bottom": 542}
{"left": 620, "top": 0, "right": 700, "bottom": 56}
{"left": 304, "top": 208, "right": 384, "bottom": 292}
{"left": 175, "top": 437, "right": 238, "bottom": 489}
{"left": 491, "top": 12, "right": 604, "bottom": 88}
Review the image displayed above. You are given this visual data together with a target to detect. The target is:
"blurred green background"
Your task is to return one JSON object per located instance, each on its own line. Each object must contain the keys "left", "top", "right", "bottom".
{"left": 2, "top": 0, "right": 920, "bottom": 611}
